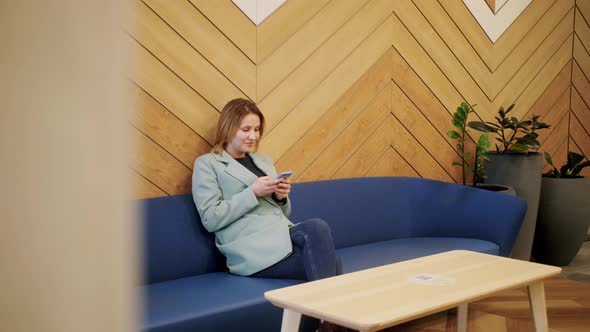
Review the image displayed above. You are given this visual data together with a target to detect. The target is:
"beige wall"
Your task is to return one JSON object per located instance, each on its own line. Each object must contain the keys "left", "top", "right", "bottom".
{"left": 0, "top": 1, "right": 137, "bottom": 331}
{"left": 129, "top": 0, "right": 590, "bottom": 199}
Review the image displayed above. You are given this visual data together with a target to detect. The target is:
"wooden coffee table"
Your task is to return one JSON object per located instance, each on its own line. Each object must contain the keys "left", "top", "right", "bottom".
{"left": 264, "top": 250, "right": 561, "bottom": 332}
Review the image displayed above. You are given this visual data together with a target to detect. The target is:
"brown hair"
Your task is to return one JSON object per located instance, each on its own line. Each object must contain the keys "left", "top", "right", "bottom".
{"left": 212, "top": 98, "right": 265, "bottom": 155}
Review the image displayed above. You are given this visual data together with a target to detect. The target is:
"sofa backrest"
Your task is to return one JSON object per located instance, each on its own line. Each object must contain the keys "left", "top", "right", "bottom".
{"left": 140, "top": 195, "right": 226, "bottom": 285}
{"left": 140, "top": 177, "right": 525, "bottom": 284}
{"left": 288, "top": 177, "right": 525, "bottom": 252}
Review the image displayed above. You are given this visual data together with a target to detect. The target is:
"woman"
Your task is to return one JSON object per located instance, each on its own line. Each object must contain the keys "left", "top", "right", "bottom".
{"left": 192, "top": 98, "right": 339, "bottom": 281}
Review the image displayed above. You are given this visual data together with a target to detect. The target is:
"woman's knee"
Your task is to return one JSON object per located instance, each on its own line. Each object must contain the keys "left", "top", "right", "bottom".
{"left": 297, "top": 218, "right": 331, "bottom": 235}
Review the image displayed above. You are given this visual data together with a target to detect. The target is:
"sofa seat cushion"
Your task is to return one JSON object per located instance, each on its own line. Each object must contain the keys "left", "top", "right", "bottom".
{"left": 142, "top": 272, "right": 304, "bottom": 332}
{"left": 337, "top": 237, "right": 499, "bottom": 273}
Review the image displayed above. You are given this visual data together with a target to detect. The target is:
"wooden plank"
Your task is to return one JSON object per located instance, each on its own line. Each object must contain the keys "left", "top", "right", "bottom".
{"left": 575, "top": 9, "right": 590, "bottom": 56}
{"left": 390, "top": 83, "right": 459, "bottom": 182}
{"left": 128, "top": 0, "right": 246, "bottom": 111}
{"left": 573, "top": 61, "right": 590, "bottom": 107}
{"left": 275, "top": 50, "right": 392, "bottom": 182}
{"left": 390, "top": 48, "right": 470, "bottom": 150}
{"left": 331, "top": 120, "right": 392, "bottom": 179}
{"left": 415, "top": 0, "right": 493, "bottom": 94}
{"left": 391, "top": 12, "right": 463, "bottom": 116}
{"left": 143, "top": 0, "right": 256, "bottom": 99}
{"left": 257, "top": 0, "right": 331, "bottom": 62}
{"left": 131, "top": 127, "right": 192, "bottom": 195}
{"left": 386, "top": 116, "right": 452, "bottom": 182}
{"left": 494, "top": 12, "right": 573, "bottom": 119}
{"left": 524, "top": 60, "right": 571, "bottom": 121}
{"left": 127, "top": 35, "right": 218, "bottom": 143}
{"left": 296, "top": 84, "right": 391, "bottom": 182}
{"left": 570, "top": 138, "right": 590, "bottom": 176}
{"left": 491, "top": 1, "right": 572, "bottom": 99}
{"left": 540, "top": 111, "right": 568, "bottom": 156}
{"left": 543, "top": 138, "right": 567, "bottom": 174}
{"left": 578, "top": 0, "right": 590, "bottom": 27}
{"left": 365, "top": 147, "right": 419, "bottom": 178}
{"left": 571, "top": 87, "right": 590, "bottom": 140}
{"left": 420, "top": 0, "right": 572, "bottom": 100}
{"left": 571, "top": 112, "right": 590, "bottom": 158}
{"left": 512, "top": 35, "right": 573, "bottom": 121}
{"left": 257, "top": 0, "right": 370, "bottom": 100}
{"left": 536, "top": 87, "right": 570, "bottom": 145}
{"left": 129, "top": 82, "right": 211, "bottom": 169}
{"left": 131, "top": 170, "right": 167, "bottom": 198}
{"left": 259, "top": 0, "right": 391, "bottom": 128}
{"left": 260, "top": 17, "right": 393, "bottom": 161}
{"left": 392, "top": 1, "right": 489, "bottom": 109}
{"left": 189, "top": 0, "right": 256, "bottom": 62}
{"left": 574, "top": 34, "right": 590, "bottom": 85}
{"left": 438, "top": 0, "right": 555, "bottom": 71}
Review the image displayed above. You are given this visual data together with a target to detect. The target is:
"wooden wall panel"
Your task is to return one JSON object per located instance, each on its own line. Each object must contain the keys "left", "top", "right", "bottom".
{"left": 129, "top": 0, "right": 590, "bottom": 198}
{"left": 143, "top": 0, "right": 256, "bottom": 99}
{"left": 573, "top": 1, "right": 590, "bottom": 178}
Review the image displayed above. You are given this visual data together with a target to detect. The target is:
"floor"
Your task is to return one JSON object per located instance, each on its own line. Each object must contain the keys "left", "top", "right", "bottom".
{"left": 560, "top": 241, "right": 590, "bottom": 283}
{"left": 379, "top": 242, "right": 590, "bottom": 331}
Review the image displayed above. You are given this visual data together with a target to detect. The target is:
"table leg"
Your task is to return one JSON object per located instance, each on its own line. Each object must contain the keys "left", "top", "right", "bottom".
{"left": 456, "top": 303, "right": 468, "bottom": 332}
{"left": 528, "top": 281, "right": 549, "bottom": 332}
{"left": 280, "top": 309, "right": 302, "bottom": 332}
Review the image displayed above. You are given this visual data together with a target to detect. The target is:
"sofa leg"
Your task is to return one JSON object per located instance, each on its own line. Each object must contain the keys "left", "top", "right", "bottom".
{"left": 280, "top": 309, "right": 302, "bottom": 332}
{"left": 457, "top": 303, "right": 467, "bottom": 332}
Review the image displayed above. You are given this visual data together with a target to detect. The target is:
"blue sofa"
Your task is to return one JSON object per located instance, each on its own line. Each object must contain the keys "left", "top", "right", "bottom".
{"left": 140, "top": 177, "right": 526, "bottom": 332}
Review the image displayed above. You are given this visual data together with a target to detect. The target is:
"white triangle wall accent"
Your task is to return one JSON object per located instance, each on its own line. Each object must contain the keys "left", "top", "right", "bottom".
{"left": 232, "top": 0, "right": 287, "bottom": 25}
{"left": 464, "top": 0, "right": 532, "bottom": 43}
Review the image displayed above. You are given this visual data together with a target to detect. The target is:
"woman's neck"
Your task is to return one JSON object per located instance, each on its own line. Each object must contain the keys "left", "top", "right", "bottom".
{"left": 225, "top": 148, "right": 246, "bottom": 159}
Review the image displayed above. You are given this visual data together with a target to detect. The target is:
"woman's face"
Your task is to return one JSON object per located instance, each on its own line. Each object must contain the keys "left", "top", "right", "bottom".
{"left": 225, "top": 113, "right": 261, "bottom": 158}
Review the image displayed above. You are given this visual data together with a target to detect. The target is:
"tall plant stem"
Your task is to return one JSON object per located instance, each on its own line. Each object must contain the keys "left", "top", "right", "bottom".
{"left": 500, "top": 126, "right": 508, "bottom": 151}
{"left": 472, "top": 146, "right": 479, "bottom": 187}
{"left": 461, "top": 131, "right": 467, "bottom": 185}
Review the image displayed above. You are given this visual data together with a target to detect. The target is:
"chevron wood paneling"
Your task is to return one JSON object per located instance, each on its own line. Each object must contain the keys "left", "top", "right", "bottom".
{"left": 129, "top": 0, "right": 590, "bottom": 199}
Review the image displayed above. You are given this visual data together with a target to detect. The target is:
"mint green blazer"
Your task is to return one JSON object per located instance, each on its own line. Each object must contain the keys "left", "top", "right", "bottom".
{"left": 192, "top": 151, "right": 294, "bottom": 276}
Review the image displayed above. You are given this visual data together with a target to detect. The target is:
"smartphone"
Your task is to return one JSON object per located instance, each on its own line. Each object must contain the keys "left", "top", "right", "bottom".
{"left": 275, "top": 171, "right": 293, "bottom": 180}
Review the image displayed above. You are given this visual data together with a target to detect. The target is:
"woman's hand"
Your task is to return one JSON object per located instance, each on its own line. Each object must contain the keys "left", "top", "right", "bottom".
{"left": 274, "top": 179, "right": 291, "bottom": 200}
{"left": 250, "top": 176, "right": 279, "bottom": 197}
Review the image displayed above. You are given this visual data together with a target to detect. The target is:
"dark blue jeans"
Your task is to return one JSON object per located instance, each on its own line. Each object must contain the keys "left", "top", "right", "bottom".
{"left": 252, "top": 218, "right": 340, "bottom": 281}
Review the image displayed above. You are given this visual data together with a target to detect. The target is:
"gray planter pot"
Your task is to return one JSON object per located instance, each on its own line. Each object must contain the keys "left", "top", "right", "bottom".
{"left": 484, "top": 152, "right": 544, "bottom": 260}
{"left": 532, "top": 177, "right": 590, "bottom": 266}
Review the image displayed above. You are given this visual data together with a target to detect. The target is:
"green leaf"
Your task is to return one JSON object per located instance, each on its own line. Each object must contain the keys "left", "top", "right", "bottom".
{"left": 572, "top": 160, "right": 590, "bottom": 176}
{"left": 518, "top": 120, "right": 532, "bottom": 128}
{"left": 505, "top": 104, "right": 515, "bottom": 114}
{"left": 468, "top": 121, "right": 497, "bottom": 132}
{"left": 567, "top": 151, "right": 585, "bottom": 165}
{"left": 544, "top": 152, "right": 554, "bottom": 167}
{"left": 452, "top": 118, "right": 463, "bottom": 130}
{"left": 463, "top": 152, "right": 472, "bottom": 159}
{"left": 507, "top": 143, "right": 529, "bottom": 153}
{"left": 447, "top": 130, "right": 461, "bottom": 139}
{"left": 452, "top": 162, "right": 462, "bottom": 167}
{"left": 498, "top": 106, "right": 505, "bottom": 118}
{"left": 465, "top": 166, "right": 474, "bottom": 172}
{"left": 476, "top": 134, "right": 491, "bottom": 150}
{"left": 516, "top": 135, "right": 540, "bottom": 150}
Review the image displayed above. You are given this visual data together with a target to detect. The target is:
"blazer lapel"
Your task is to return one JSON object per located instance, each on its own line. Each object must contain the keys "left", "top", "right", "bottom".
{"left": 215, "top": 151, "right": 258, "bottom": 187}
{"left": 249, "top": 153, "right": 281, "bottom": 206}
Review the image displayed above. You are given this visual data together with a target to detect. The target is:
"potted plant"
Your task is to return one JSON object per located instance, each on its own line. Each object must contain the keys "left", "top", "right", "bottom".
{"left": 532, "top": 151, "right": 590, "bottom": 266}
{"left": 467, "top": 104, "right": 551, "bottom": 261}
{"left": 447, "top": 102, "right": 514, "bottom": 194}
